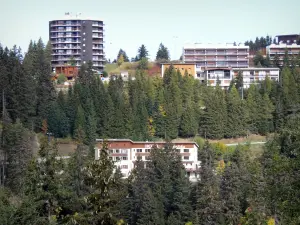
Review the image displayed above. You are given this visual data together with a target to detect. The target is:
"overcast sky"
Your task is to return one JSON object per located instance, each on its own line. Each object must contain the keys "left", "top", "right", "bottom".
{"left": 0, "top": 0, "right": 299, "bottom": 61}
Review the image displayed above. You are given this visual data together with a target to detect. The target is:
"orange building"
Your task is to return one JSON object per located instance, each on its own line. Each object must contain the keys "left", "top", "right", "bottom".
{"left": 161, "top": 63, "right": 196, "bottom": 77}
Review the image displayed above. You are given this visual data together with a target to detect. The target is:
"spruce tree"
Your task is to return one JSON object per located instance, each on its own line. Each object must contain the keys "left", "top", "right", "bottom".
{"left": 225, "top": 86, "right": 245, "bottom": 138}
{"left": 79, "top": 141, "right": 124, "bottom": 224}
{"left": 196, "top": 142, "right": 223, "bottom": 224}
{"left": 156, "top": 43, "right": 170, "bottom": 61}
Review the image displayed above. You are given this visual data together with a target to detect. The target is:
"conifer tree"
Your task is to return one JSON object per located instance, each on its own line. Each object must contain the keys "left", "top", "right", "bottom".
{"left": 196, "top": 142, "right": 223, "bottom": 224}
{"left": 79, "top": 141, "right": 124, "bottom": 224}
{"left": 2, "top": 121, "right": 35, "bottom": 193}
{"left": 156, "top": 43, "right": 170, "bottom": 61}
{"left": 225, "top": 86, "right": 245, "bottom": 137}
{"left": 202, "top": 86, "right": 227, "bottom": 139}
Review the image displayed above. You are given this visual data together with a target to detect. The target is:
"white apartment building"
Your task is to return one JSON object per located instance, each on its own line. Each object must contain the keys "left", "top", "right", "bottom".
{"left": 266, "top": 43, "right": 300, "bottom": 66}
{"left": 95, "top": 139, "right": 200, "bottom": 182}
{"left": 232, "top": 67, "right": 280, "bottom": 88}
{"left": 183, "top": 43, "right": 249, "bottom": 69}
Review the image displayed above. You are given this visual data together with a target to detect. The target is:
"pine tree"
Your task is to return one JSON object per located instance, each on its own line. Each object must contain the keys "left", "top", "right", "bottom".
{"left": 2, "top": 121, "right": 35, "bottom": 193}
{"left": 23, "top": 136, "right": 70, "bottom": 224}
{"left": 225, "top": 86, "right": 245, "bottom": 138}
{"left": 116, "top": 49, "right": 129, "bottom": 62}
{"left": 202, "top": 86, "right": 227, "bottom": 139}
{"left": 156, "top": 43, "right": 170, "bottom": 61}
{"left": 79, "top": 141, "right": 124, "bottom": 224}
{"left": 137, "top": 44, "right": 149, "bottom": 60}
{"left": 35, "top": 38, "right": 56, "bottom": 130}
{"left": 137, "top": 187, "right": 165, "bottom": 225}
{"left": 273, "top": 53, "right": 280, "bottom": 68}
{"left": 196, "top": 142, "right": 223, "bottom": 224}
{"left": 220, "top": 162, "right": 242, "bottom": 225}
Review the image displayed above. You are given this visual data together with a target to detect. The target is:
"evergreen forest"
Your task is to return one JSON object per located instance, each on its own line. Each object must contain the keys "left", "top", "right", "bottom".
{"left": 1, "top": 40, "right": 300, "bottom": 224}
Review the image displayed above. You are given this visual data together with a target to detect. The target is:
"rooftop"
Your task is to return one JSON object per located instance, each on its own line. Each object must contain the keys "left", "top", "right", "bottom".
{"left": 95, "top": 139, "right": 199, "bottom": 147}
{"left": 50, "top": 12, "right": 103, "bottom": 22}
{"left": 184, "top": 43, "right": 249, "bottom": 49}
{"left": 276, "top": 34, "right": 300, "bottom": 37}
{"left": 233, "top": 67, "right": 280, "bottom": 71}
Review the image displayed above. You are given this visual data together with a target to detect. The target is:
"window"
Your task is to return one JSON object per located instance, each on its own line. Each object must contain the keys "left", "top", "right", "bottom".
{"left": 109, "top": 150, "right": 113, "bottom": 154}
{"left": 183, "top": 156, "right": 189, "bottom": 160}
{"left": 116, "top": 157, "right": 120, "bottom": 161}
{"left": 136, "top": 149, "right": 142, "bottom": 153}
{"left": 121, "top": 165, "right": 128, "bottom": 169}
{"left": 176, "top": 149, "right": 180, "bottom": 153}
{"left": 109, "top": 157, "right": 112, "bottom": 160}
{"left": 115, "top": 149, "right": 120, "bottom": 153}
{"left": 122, "top": 149, "right": 127, "bottom": 154}
{"left": 122, "top": 157, "right": 128, "bottom": 160}
{"left": 145, "top": 156, "right": 151, "bottom": 160}
{"left": 145, "top": 149, "right": 151, "bottom": 153}
{"left": 184, "top": 149, "right": 189, "bottom": 153}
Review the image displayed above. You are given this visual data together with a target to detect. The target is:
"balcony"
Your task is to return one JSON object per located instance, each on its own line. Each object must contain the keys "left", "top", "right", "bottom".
{"left": 52, "top": 40, "right": 81, "bottom": 44}
{"left": 93, "top": 41, "right": 104, "bottom": 44}
{"left": 93, "top": 46, "right": 103, "bottom": 50}
{"left": 208, "top": 73, "right": 231, "bottom": 79}
{"left": 93, "top": 63, "right": 104, "bottom": 67}
{"left": 50, "top": 22, "right": 81, "bottom": 27}
{"left": 93, "top": 52, "right": 104, "bottom": 55}
{"left": 92, "top": 22, "right": 104, "bottom": 27}
{"left": 52, "top": 52, "right": 81, "bottom": 55}
{"left": 92, "top": 29, "right": 103, "bottom": 33}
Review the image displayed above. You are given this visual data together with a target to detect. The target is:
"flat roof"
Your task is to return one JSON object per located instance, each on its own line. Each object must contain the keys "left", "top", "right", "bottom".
{"left": 205, "top": 67, "right": 231, "bottom": 71}
{"left": 50, "top": 14, "right": 103, "bottom": 22}
{"left": 233, "top": 67, "right": 280, "bottom": 71}
{"left": 276, "top": 34, "right": 299, "bottom": 37}
{"left": 96, "top": 139, "right": 199, "bottom": 148}
{"left": 184, "top": 43, "right": 249, "bottom": 49}
{"left": 161, "top": 63, "right": 196, "bottom": 65}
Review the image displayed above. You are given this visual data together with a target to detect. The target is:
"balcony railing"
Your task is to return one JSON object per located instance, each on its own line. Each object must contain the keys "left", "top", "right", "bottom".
{"left": 50, "top": 23, "right": 81, "bottom": 27}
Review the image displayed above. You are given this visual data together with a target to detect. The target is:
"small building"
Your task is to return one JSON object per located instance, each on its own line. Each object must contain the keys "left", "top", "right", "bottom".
{"left": 95, "top": 139, "right": 200, "bottom": 182}
{"left": 54, "top": 65, "right": 78, "bottom": 80}
{"left": 266, "top": 43, "right": 300, "bottom": 66}
{"left": 161, "top": 63, "right": 197, "bottom": 78}
{"left": 232, "top": 67, "right": 280, "bottom": 88}
{"left": 196, "top": 67, "right": 280, "bottom": 89}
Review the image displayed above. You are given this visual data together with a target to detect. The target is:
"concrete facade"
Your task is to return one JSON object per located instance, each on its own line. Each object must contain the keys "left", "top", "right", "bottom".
{"left": 95, "top": 139, "right": 200, "bottom": 182}
{"left": 49, "top": 13, "right": 105, "bottom": 72}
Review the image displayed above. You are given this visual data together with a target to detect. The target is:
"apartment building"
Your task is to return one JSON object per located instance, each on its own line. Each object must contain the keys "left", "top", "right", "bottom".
{"left": 232, "top": 67, "right": 280, "bottom": 88}
{"left": 95, "top": 139, "right": 200, "bottom": 182}
{"left": 183, "top": 43, "right": 249, "bottom": 69}
{"left": 266, "top": 43, "right": 300, "bottom": 66}
{"left": 275, "top": 34, "right": 300, "bottom": 45}
{"left": 49, "top": 13, "right": 105, "bottom": 73}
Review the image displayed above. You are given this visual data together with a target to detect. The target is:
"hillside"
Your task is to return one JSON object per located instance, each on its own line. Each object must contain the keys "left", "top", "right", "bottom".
{"left": 104, "top": 62, "right": 161, "bottom": 77}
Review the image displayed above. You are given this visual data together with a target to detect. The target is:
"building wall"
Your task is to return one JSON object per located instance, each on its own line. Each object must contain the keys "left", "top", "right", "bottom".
{"left": 267, "top": 43, "right": 300, "bottom": 66}
{"left": 232, "top": 68, "right": 280, "bottom": 88}
{"left": 161, "top": 64, "right": 196, "bottom": 77}
{"left": 183, "top": 43, "right": 249, "bottom": 68}
{"left": 49, "top": 17, "right": 105, "bottom": 72}
{"left": 95, "top": 139, "right": 200, "bottom": 181}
